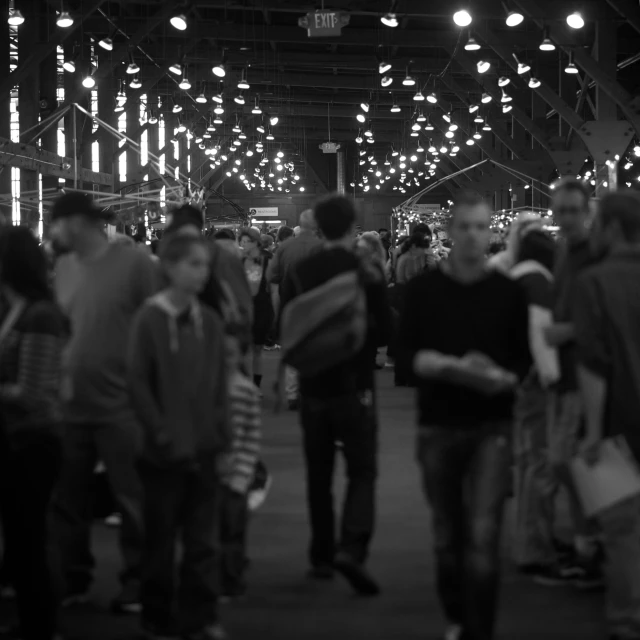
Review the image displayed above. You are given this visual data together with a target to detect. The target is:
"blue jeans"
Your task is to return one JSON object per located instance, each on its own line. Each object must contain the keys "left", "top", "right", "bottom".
{"left": 300, "top": 391, "right": 377, "bottom": 567}
{"left": 416, "top": 423, "right": 512, "bottom": 640}
{"left": 52, "top": 421, "right": 144, "bottom": 593}
{"left": 513, "top": 373, "right": 556, "bottom": 566}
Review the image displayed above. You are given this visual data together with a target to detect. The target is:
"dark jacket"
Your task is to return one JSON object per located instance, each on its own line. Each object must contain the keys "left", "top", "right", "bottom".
{"left": 289, "top": 246, "right": 392, "bottom": 398}
{"left": 128, "top": 292, "right": 230, "bottom": 467}
{"left": 574, "top": 250, "right": 640, "bottom": 460}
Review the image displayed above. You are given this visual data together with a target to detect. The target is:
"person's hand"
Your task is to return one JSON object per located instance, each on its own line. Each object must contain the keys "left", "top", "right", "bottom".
{"left": 544, "top": 323, "right": 573, "bottom": 347}
{"left": 578, "top": 434, "right": 602, "bottom": 466}
{"left": 462, "top": 351, "right": 497, "bottom": 370}
{"left": 414, "top": 351, "right": 458, "bottom": 378}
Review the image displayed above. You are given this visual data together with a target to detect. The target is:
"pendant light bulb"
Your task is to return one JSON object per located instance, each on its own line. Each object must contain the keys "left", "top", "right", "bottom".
{"left": 465, "top": 36, "right": 480, "bottom": 51}
{"left": 170, "top": 13, "right": 187, "bottom": 30}
{"left": 57, "top": 11, "right": 74, "bottom": 28}
{"left": 381, "top": 75, "right": 393, "bottom": 87}
{"left": 453, "top": 9, "right": 472, "bottom": 27}
{"left": 8, "top": 1, "right": 25, "bottom": 26}
{"left": 98, "top": 36, "right": 113, "bottom": 51}
{"left": 379, "top": 61, "right": 392, "bottom": 74}
{"left": 381, "top": 12, "right": 398, "bottom": 27}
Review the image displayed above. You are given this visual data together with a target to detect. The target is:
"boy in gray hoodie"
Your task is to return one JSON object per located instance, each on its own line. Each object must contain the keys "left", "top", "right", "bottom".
{"left": 128, "top": 234, "right": 231, "bottom": 640}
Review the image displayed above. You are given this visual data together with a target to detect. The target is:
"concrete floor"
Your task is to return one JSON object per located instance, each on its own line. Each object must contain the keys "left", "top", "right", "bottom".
{"left": 2, "top": 354, "right": 607, "bottom": 639}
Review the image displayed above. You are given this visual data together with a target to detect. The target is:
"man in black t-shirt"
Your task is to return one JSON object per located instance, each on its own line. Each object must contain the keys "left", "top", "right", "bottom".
{"left": 399, "top": 192, "right": 529, "bottom": 640}
{"left": 284, "top": 195, "right": 391, "bottom": 596}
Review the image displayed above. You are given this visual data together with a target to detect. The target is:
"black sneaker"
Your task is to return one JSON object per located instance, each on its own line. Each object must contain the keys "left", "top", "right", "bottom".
{"left": 307, "top": 564, "right": 334, "bottom": 580}
{"left": 111, "top": 581, "right": 142, "bottom": 614}
{"left": 333, "top": 553, "right": 380, "bottom": 596}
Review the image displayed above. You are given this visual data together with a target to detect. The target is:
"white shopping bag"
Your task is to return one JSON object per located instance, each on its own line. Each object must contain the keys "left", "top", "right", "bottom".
{"left": 570, "top": 436, "right": 640, "bottom": 518}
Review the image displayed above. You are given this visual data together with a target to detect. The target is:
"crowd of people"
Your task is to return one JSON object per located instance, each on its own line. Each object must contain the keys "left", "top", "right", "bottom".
{"left": 0, "top": 182, "right": 639, "bottom": 640}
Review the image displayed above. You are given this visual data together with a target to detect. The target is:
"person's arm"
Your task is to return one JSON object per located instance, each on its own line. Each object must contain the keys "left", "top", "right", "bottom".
{"left": 0, "top": 305, "right": 65, "bottom": 405}
{"left": 211, "top": 323, "right": 232, "bottom": 451}
{"left": 127, "top": 310, "right": 169, "bottom": 447}
{"left": 365, "top": 277, "right": 393, "bottom": 348}
{"left": 267, "top": 245, "right": 283, "bottom": 285}
{"left": 574, "top": 274, "right": 609, "bottom": 458}
{"left": 396, "top": 255, "right": 407, "bottom": 284}
{"left": 270, "top": 283, "right": 280, "bottom": 318}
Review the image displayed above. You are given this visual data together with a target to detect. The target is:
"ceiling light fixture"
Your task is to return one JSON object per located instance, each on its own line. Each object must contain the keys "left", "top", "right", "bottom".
{"left": 62, "top": 58, "right": 76, "bottom": 73}
{"left": 179, "top": 75, "right": 191, "bottom": 90}
{"left": 98, "top": 35, "right": 113, "bottom": 51}
{"left": 474, "top": 114, "right": 484, "bottom": 123}
{"left": 481, "top": 92, "right": 492, "bottom": 104}
{"left": 8, "top": 0, "right": 24, "bottom": 26}
{"left": 357, "top": 113, "right": 366, "bottom": 123}
{"left": 381, "top": 11, "right": 398, "bottom": 27}
{"left": 539, "top": 31, "right": 556, "bottom": 51}
{"left": 196, "top": 92, "right": 207, "bottom": 104}
{"left": 170, "top": 13, "right": 188, "bottom": 30}
{"left": 379, "top": 61, "right": 392, "bottom": 74}
{"left": 565, "top": 52, "right": 579, "bottom": 74}
{"left": 270, "top": 116, "right": 279, "bottom": 126}
{"left": 469, "top": 103, "right": 479, "bottom": 113}
{"left": 453, "top": 9, "right": 472, "bottom": 27}
{"left": 477, "top": 60, "right": 490, "bottom": 74}
{"left": 238, "top": 70, "right": 250, "bottom": 90}
{"left": 498, "top": 76, "right": 510, "bottom": 87}
{"left": 505, "top": 8, "right": 524, "bottom": 27}
{"left": 361, "top": 102, "right": 370, "bottom": 113}
{"left": 82, "top": 72, "right": 96, "bottom": 89}
{"left": 212, "top": 62, "right": 226, "bottom": 78}
{"left": 252, "top": 99, "right": 262, "bottom": 115}
{"left": 126, "top": 54, "right": 140, "bottom": 75}
{"left": 56, "top": 10, "right": 73, "bottom": 28}
{"left": 566, "top": 11, "right": 584, "bottom": 29}
{"left": 390, "top": 103, "right": 401, "bottom": 113}
{"left": 501, "top": 88, "right": 512, "bottom": 103}
{"left": 234, "top": 94, "right": 245, "bottom": 105}
{"left": 517, "top": 61, "right": 531, "bottom": 75}
{"left": 529, "top": 76, "right": 541, "bottom": 88}
{"left": 465, "top": 36, "right": 480, "bottom": 51}
{"left": 403, "top": 72, "right": 416, "bottom": 86}
{"left": 413, "top": 90, "right": 425, "bottom": 101}
{"left": 426, "top": 92, "right": 437, "bottom": 104}
{"left": 129, "top": 76, "right": 141, "bottom": 89}
{"left": 212, "top": 93, "right": 223, "bottom": 104}
{"left": 169, "top": 62, "right": 182, "bottom": 75}
{"left": 381, "top": 75, "right": 393, "bottom": 87}
{"left": 503, "top": 104, "right": 513, "bottom": 113}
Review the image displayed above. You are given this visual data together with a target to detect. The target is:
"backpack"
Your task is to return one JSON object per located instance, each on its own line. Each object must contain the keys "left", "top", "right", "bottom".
{"left": 279, "top": 270, "right": 367, "bottom": 378}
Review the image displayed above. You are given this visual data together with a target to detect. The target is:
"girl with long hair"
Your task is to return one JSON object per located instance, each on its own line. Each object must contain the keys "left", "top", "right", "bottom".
{"left": 0, "top": 226, "right": 68, "bottom": 640}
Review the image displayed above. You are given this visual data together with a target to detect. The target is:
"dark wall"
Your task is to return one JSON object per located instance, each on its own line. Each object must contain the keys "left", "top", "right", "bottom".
{"left": 205, "top": 193, "right": 446, "bottom": 231}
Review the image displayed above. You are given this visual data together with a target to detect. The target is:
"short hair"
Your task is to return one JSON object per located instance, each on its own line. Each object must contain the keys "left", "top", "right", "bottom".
{"left": 159, "top": 233, "right": 207, "bottom": 265}
{"left": 277, "top": 226, "right": 295, "bottom": 243}
{"left": 517, "top": 229, "right": 556, "bottom": 272}
{"left": 0, "top": 226, "right": 52, "bottom": 301}
{"left": 599, "top": 190, "right": 640, "bottom": 243}
{"left": 238, "top": 227, "right": 261, "bottom": 244}
{"left": 400, "top": 232, "right": 429, "bottom": 255}
{"left": 314, "top": 194, "right": 356, "bottom": 240}
{"left": 165, "top": 204, "right": 204, "bottom": 234}
{"left": 214, "top": 228, "right": 236, "bottom": 241}
{"left": 551, "top": 177, "right": 591, "bottom": 207}
{"left": 450, "top": 191, "right": 489, "bottom": 220}
{"left": 413, "top": 223, "right": 433, "bottom": 240}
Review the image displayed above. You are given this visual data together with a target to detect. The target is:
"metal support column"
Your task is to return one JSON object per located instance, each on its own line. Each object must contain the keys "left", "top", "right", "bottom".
{"left": 336, "top": 150, "right": 345, "bottom": 195}
{"left": 0, "top": 11, "right": 11, "bottom": 218}
{"left": 18, "top": 0, "right": 39, "bottom": 227}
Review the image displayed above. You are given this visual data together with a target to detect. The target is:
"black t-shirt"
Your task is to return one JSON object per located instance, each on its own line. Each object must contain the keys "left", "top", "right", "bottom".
{"left": 398, "top": 267, "right": 530, "bottom": 427}
{"left": 289, "top": 247, "right": 392, "bottom": 398}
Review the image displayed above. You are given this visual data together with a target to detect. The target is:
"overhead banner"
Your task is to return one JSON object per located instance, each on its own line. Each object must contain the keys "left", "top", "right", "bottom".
{"left": 412, "top": 204, "right": 441, "bottom": 213}
{"left": 249, "top": 207, "right": 279, "bottom": 217}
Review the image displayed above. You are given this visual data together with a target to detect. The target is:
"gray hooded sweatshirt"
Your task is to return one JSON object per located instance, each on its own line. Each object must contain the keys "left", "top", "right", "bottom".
{"left": 128, "top": 292, "right": 230, "bottom": 467}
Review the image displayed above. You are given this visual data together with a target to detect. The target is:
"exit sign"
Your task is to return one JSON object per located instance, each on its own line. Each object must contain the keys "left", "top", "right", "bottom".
{"left": 298, "top": 11, "right": 350, "bottom": 38}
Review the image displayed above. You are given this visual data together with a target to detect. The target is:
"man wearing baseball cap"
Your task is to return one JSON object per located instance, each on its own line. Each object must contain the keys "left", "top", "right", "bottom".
{"left": 50, "top": 192, "right": 158, "bottom": 614}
